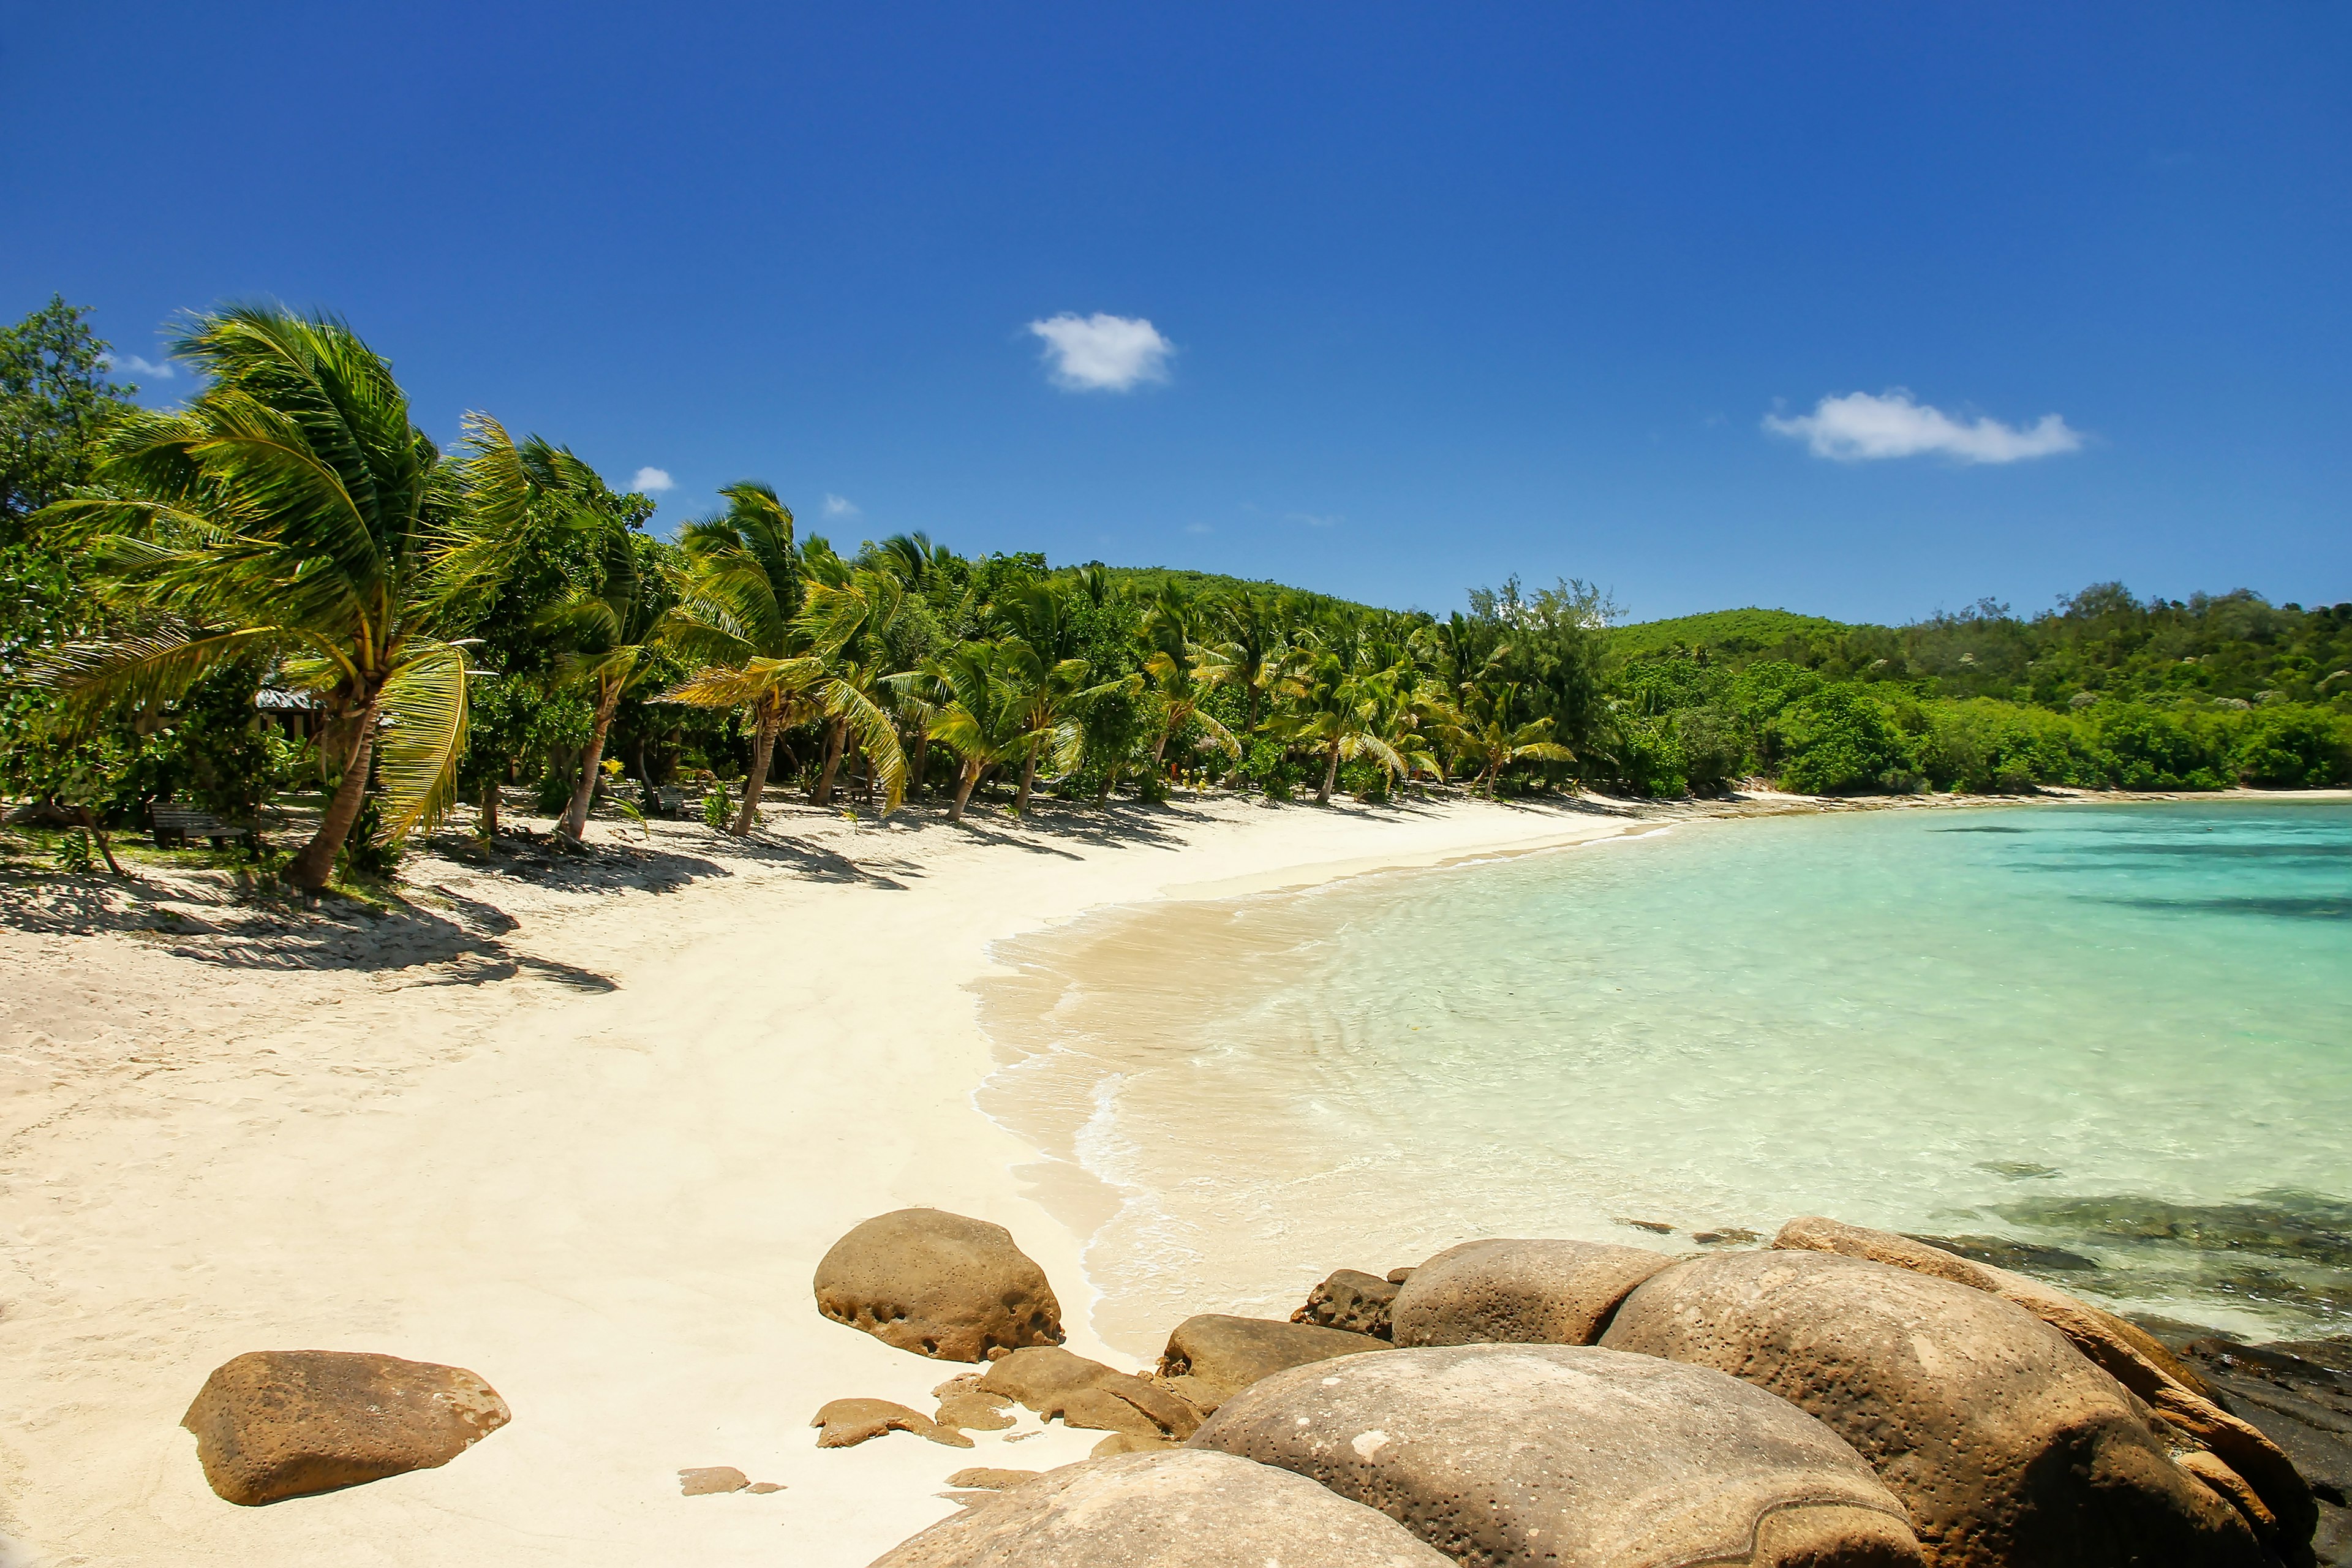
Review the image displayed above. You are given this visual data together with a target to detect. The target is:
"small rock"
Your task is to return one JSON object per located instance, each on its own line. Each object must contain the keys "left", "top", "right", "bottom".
{"left": 945, "top": 1467, "right": 1040, "bottom": 1490}
{"left": 976, "top": 1346, "right": 1200, "bottom": 1440}
{"left": 1157, "top": 1314, "right": 1384, "bottom": 1414}
{"left": 811, "top": 1397, "right": 974, "bottom": 1449}
{"left": 1291, "top": 1269, "right": 1402, "bottom": 1339}
{"left": 1092, "top": 1431, "right": 1175, "bottom": 1458}
{"left": 1389, "top": 1237, "right": 1675, "bottom": 1348}
{"left": 181, "top": 1350, "right": 511, "bottom": 1506}
{"left": 1385, "top": 1267, "right": 1414, "bottom": 1284}
{"left": 813, "top": 1209, "right": 1063, "bottom": 1363}
{"left": 746, "top": 1482, "right": 785, "bottom": 1494}
{"left": 934, "top": 1392, "right": 1015, "bottom": 1432}
{"left": 1621, "top": 1217, "right": 1674, "bottom": 1234}
{"left": 868, "top": 1448, "right": 1451, "bottom": 1567}
{"left": 679, "top": 1466, "right": 748, "bottom": 1496}
{"left": 1692, "top": 1226, "right": 1761, "bottom": 1246}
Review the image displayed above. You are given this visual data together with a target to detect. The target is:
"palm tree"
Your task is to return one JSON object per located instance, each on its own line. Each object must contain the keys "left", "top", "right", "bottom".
{"left": 36, "top": 305, "right": 522, "bottom": 891}
{"left": 1198, "top": 587, "right": 1286, "bottom": 741}
{"left": 1270, "top": 620, "right": 1411, "bottom": 805}
{"left": 1138, "top": 587, "right": 1238, "bottom": 774}
{"left": 1442, "top": 680, "right": 1576, "bottom": 796}
{"left": 924, "top": 638, "right": 1051, "bottom": 823}
{"left": 658, "top": 484, "right": 905, "bottom": 830}
{"left": 503, "top": 440, "right": 671, "bottom": 841}
{"left": 799, "top": 568, "right": 907, "bottom": 807}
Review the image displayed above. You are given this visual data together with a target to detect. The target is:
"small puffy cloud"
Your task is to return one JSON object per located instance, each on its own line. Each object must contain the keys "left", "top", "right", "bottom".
{"left": 1764, "top": 390, "right": 2082, "bottom": 464}
{"left": 102, "top": 353, "right": 175, "bottom": 380}
{"left": 1287, "top": 511, "right": 1341, "bottom": 529}
{"left": 1028, "top": 312, "right": 1173, "bottom": 392}
{"left": 1184, "top": 521, "right": 1213, "bottom": 535}
{"left": 630, "top": 466, "right": 674, "bottom": 493}
{"left": 823, "top": 493, "right": 859, "bottom": 518}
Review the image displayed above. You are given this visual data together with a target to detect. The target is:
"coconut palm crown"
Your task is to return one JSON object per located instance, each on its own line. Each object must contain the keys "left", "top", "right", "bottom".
{"left": 33, "top": 304, "right": 525, "bottom": 890}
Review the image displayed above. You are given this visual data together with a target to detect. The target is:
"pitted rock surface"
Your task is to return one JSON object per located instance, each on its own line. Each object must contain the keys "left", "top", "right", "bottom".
{"left": 1292, "top": 1268, "right": 1403, "bottom": 1338}
{"left": 1600, "top": 1250, "right": 2267, "bottom": 1568}
{"left": 1187, "top": 1341, "right": 1926, "bottom": 1567}
{"left": 866, "top": 1447, "right": 1452, "bottom": 1567}
{"left": 1773, "top": 1215, "right": 2312, "bottom": 1551}
{"left": 1388, "top": 1237, "right": 1675, "bottom": 1348}
{"left": 181, "top": 1349, "right": 510, "bottom": 1505}
{"left": 815, "top": 1209, "right": 1063, "bottom": 1362}
{"left": 1156, "top": 1314, "right": 1384, "bottom": 1413}
{"left": 976, "top": 1345, "right": 1200, "bottom": 1439}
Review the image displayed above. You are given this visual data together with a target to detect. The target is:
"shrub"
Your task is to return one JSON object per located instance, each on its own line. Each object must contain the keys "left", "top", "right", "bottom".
{"left": 1773, "top": 686, "right": 1903, "bottom": 794}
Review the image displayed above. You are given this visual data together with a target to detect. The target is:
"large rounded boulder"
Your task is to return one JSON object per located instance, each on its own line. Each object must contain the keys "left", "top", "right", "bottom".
{"left": 866, "top": 1447, "right": 1451, "bottom": 1567}
{"left": 815, "top": 1209, "right": 1063, "bottom": 1362}
{"left": 1188, "top": 1342, "right": 1926, "bottom": 1567}
{"left": 1599, "top": 1250, "right": 2265, "bottom": 1568}
{"left": 1389, "top": 1237, "right": 1674, "bottom": 1348}
{"left": 1771, "top": 1215, "right": 2312, "bottom": 1553}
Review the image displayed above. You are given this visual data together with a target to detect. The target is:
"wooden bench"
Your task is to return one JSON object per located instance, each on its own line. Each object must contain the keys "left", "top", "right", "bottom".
{"left": 151, "top": 802, "right": 254, "bottom": 849}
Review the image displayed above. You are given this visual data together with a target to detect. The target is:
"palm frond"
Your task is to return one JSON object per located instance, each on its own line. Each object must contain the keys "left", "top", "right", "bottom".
{"left": 374, "top": 639, "right": 470, "bottom": 839}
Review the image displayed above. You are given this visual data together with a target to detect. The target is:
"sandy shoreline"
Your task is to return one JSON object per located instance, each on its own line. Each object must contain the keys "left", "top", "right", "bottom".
{"left": 0, "top": 789, "right": 1687, "bottom": 1566}
{"left": 1, "top": 783, "right": 2342, "bottom": 1564}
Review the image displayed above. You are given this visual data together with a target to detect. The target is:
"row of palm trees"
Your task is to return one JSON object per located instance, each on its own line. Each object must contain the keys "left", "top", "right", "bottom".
{"left": 31, "top": 307, "right": 1585, "bottom": 892}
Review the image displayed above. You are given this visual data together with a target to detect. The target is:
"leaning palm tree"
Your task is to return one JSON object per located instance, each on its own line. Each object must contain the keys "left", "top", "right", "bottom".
{"left": 1442, "top": 680, "right": 1577, "bottom": 796}
{"left": 35, "top": 305, "right": 524, "bottom": 891}
{"left": 658, "top": 484, "right": 903, "bottom": 830}
{"left": 1197, "top": 587, "right": 1286, "bottom": 739}
{"left": 924, "top": 637, "right": 1062, "bottom": 823}
{"left": 1137, "top": 587, "right": 1238, "bottom": 773}
{"left": 1269, "top": 622, "right": 1412, "bottom": 805}
{"left": 799, "top": 567, "right": 908, "bottom": 806}
{"left": 500, "top": 441, "right": 673, "bottom": 841}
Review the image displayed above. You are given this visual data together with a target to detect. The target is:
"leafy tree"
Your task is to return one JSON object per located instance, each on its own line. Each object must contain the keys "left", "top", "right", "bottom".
{"left": 1, "top": 296, "right": 140, "bottom": 536}
{"left": 1772, "top": 685, "right": 1905, "bottom": 795}
{"left": 34, "top": 306, "right": 525, "bottom": 890}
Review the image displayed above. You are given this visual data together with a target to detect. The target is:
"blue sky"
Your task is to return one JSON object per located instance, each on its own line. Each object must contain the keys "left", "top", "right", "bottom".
{"left": 5, "top": 3, "right": 2346, "bottom": 622}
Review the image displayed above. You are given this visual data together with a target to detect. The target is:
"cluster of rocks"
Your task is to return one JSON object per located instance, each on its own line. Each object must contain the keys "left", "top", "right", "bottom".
{"left": 817, "top": 1207, "right": 2340, "bottom": 1567}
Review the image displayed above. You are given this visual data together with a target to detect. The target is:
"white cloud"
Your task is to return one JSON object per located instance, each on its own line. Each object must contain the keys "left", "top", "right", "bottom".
{"left": 1287, "top": 511, "right": 1341, "bottom": 529}
{"left": 630, "top": 467, "right": 674, "bottom": 493}
{"left": 1763, "top": 390, "right": 2082, "bottom": 464}
{"left": 1184, "top": 521, "right": 1213, "bottom": 535}
{"left": 1028, "top": 312, "right": 1173, "bottom": 392}
{"left": 823, "top": 493, "right": 859, "bottom": 518}
{"left": 102, "top": 353, "right": 175, "bottom": 380}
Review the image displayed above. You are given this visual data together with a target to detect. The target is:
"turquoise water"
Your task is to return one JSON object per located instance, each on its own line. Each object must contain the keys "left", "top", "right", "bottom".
{"left": 979, "top": 801, "right": 2352, "bottom": 1355}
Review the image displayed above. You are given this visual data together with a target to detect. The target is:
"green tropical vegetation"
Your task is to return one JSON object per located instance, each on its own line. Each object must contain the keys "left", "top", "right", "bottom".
{"left": 3, "top": 298, "right": 2348, "bottom": 890}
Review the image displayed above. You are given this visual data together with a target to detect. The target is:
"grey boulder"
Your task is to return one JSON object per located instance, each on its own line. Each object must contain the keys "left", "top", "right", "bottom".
{"left": 1600, "top": 1249, "right": 2266, "bottom": 1568}
{"left": 1292, "top": 1268, "right": 1403, "bottom": 1339}
{"left": 814, "top": 1209, "right": 1063, "bottom": 1363}
{"left": 867, "top": 1447, "right": 1450, "bottom": 1567}
{"left": 1389, "top": 1237, "right": 1673, "bottom": 1348}
{"left": 1188, "top": 1341, "right": 1926, "bottom": 1567}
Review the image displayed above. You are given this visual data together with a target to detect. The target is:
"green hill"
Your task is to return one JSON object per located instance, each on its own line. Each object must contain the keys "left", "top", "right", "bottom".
{"left": 1608, "top": 607, "right": 1856, "bottom": 661}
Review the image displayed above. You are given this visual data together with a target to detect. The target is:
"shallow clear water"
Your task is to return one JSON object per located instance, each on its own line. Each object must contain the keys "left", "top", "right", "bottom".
{"left": 978, "top": 801, "right": 2352, "bottom": 1355}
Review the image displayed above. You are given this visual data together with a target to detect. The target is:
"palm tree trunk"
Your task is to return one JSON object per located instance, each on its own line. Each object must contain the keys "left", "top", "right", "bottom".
{"left": 812, "top": 717, "right": 847, "bottom": 805}
{"left": 1317, "top": 741, "right": 1341, "bottom": 805}
{"left": 289, "top": 695, "right": 382, "bottom": 891}
{"left": 560, "top": 680, "right": 624, "bottom": 840}
{"left": 74, "top": 805, "right": 126, "bottom": 876}
{"left": 950, "top": 760, "right": 981, "bottom": 823}
{"left": 479, "top": 778, "right": 500, "bottom": 841}
{"left": 1015, "top": 739, "right": 1041, "bottom": 815}
{"left": 732, "top": 708, "right": 781, "bottom": 834}
{"left": 910, "top": 729, "right": 930, "bottom": 798}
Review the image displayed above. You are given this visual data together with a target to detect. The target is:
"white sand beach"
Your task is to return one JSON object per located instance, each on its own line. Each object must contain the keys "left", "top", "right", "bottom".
{"left": 0, "top": 793, "right": 1671, "bottom": 1567}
